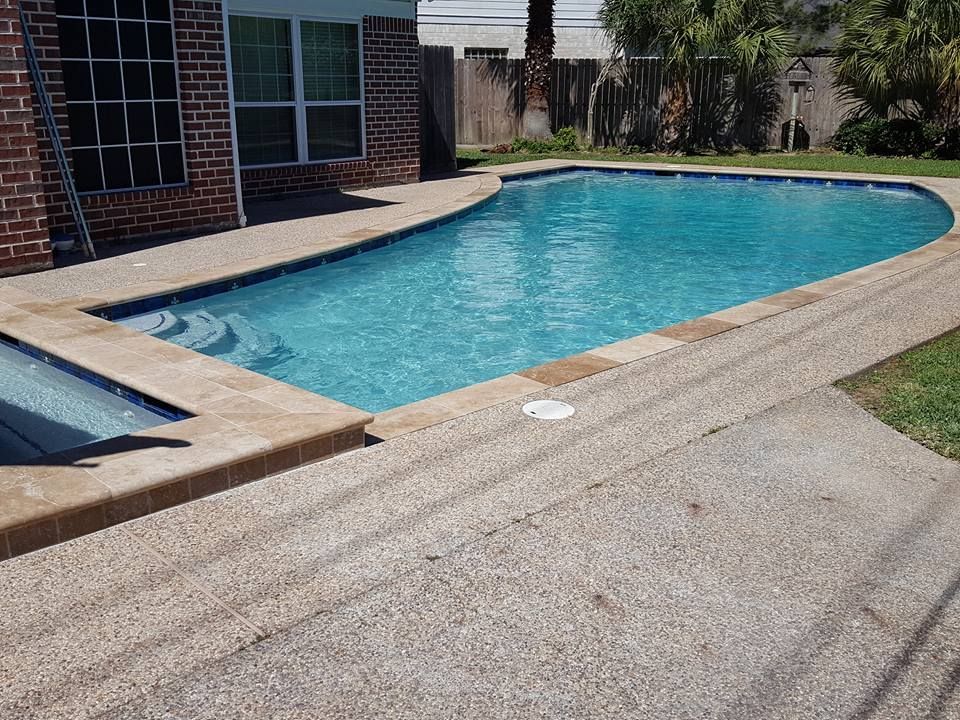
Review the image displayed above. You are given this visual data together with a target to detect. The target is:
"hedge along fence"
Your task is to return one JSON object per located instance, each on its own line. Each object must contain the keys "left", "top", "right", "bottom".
{"left": 452, "top": 56, "right": 850, "bottom": 149}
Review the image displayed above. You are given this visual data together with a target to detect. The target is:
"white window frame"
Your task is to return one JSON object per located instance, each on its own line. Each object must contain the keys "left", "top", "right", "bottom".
{"left": 56, "top": 0, "right": 189, "bottom": 196}
{"left": 229, "top": 12, "right": 367, "bottom": 170}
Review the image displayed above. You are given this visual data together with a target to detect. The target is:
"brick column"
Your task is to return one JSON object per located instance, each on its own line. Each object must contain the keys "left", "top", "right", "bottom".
{"left": 0, "top": 1, "right": 51, "bottom": 276}
{"left": 362, "top": 15, "right": 420, "bottom": 185}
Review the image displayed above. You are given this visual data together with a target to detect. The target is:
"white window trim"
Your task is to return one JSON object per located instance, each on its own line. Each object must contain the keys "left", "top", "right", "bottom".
{"left": 230, "top": 12, "right": 367, "bottom": 170}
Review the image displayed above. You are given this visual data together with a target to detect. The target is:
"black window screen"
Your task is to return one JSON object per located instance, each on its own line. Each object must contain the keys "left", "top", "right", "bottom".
{"left": 56, "top": 0, "right": 186, "bottom": 193}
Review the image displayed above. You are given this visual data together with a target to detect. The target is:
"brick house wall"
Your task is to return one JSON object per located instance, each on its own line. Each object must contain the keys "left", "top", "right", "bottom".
{"left": 0, "top": 1, "right": 51, "bottom": 276}
{"left": 19, "top": 0, "right": 239, "bottom": 249}
{"left": 2, "top": 5, "right": 420, "bottom": 275}
{"left": 240, "top": 15, "right": 420, "bottom": 199}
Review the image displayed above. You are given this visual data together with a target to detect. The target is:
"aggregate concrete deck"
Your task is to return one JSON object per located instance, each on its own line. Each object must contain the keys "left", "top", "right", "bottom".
{"left": 3, "top": 238, "right": 960, "bottom": 718}
{"left": 100, "top": 389, "right": 960, "bottom": 720}
{"left": 2, "top": 173, "right": 484, "bottom": 300}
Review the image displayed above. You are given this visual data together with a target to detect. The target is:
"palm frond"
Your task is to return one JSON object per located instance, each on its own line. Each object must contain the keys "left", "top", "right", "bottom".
{"left": 833, "top": 0, "right": 960, "bottom": 121}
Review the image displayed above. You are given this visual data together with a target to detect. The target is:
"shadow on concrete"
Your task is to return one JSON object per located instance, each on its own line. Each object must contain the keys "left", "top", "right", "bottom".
{"left": 44, "top": 433, "right": 190, "bottom": 468}
{"left": 47, "top": 192, "right": 405, "bottom": 269}
{"left": 425, "top": 166, "right": 498, "bottom": 180}
{"left": 50, "top": 231, "right": 203, "bottom": 269}
{"left": 245, "top": 191, "right": 400, "bottom": 226}
{"left": 848, "top": 566, "right": 960, "bottom": 719}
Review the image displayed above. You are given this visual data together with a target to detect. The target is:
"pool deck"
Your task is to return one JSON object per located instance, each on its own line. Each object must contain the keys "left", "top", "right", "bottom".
{"left": 1, "top": 160, "right": 959, "bottom": 557}
{"left": 2, "top": 160, "right": 960, "bottom": 716}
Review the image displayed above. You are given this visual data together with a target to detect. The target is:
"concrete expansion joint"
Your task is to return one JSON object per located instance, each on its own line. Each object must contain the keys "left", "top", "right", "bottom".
{"left": 119, "top": 527, "right": 267, "bottom": 641}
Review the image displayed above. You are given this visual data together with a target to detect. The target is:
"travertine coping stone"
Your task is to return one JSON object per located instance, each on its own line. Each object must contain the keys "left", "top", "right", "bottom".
{"left": 0, "top": 287, "right": 372, "bottom": 560}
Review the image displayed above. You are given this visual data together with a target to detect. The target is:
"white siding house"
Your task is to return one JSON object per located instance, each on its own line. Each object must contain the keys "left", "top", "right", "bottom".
{"left": 417, "top": 0, "right": 612, "bottom": 58}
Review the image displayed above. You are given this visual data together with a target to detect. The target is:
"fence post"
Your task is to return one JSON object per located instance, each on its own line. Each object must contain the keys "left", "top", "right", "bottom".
{"left": 419, "top": 45, "right": 457, "bottom": 175}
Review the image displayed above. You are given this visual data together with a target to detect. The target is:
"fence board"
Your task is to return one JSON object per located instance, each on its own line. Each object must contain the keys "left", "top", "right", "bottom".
{"left": 450, "top": 56, "right": 849, "bottom": 149}
{"left": 419, "top": 46, "right": 457, "bottom": 175}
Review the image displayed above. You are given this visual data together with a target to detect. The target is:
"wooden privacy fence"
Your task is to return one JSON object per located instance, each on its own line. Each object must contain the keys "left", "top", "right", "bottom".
{"left": 446, "top": 55, "right": 848, "bottom": 149}
{"left": 419, "top": 45, "right": 457, "bottom": 175}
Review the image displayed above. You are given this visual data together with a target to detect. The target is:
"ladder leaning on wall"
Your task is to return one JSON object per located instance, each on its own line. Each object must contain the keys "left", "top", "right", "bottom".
{"left": 18, "top": 6, "right": 96, "bottom": 260}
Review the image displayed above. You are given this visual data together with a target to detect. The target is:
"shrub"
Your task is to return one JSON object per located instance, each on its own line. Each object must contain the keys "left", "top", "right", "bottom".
{"left": 551, "top": 126, "right": 580, "bottom": 151}
{"left": 831, "top": 117, "right": 948, "bottom": 157}
{"left": 510, "top": 136, "right": 551, "bottom": 153}
{"left": 510, "top": 126, "right": 581, "bottom": 153}
{"left": 934, "top": 127, "right": 960, "bottom": 160}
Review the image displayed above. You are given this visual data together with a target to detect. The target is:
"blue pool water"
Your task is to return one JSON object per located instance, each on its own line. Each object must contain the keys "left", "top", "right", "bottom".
{"left": 0, "top": 341, "right": 170, "bottom": 463}
{"left": 124, "top": 171, "right": 953, "bottom": 412}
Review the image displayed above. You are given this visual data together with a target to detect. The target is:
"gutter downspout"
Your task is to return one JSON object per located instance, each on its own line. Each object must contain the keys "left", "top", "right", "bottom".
{"left": 221, "top": 0, "right": 247, "bottom": 227}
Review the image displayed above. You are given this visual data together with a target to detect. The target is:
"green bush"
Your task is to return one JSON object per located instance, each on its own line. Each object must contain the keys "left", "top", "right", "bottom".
{"left": 510, "top": 126, "right": 581, "bottom": 153}
{"left": 550, "top": 126, "right": 580, "bottom": 151}
{"left": 831, "top": 117, "right": 954, "bottom": 158}
{"left": 510, "top": 137, "right": 551, "bottom": 153}
{"left": 937, "top": 127, "right": 960, "bottom": 160}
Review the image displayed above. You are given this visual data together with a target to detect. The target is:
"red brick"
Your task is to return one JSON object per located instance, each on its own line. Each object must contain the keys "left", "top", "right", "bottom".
{"left": 17, "top": 0, "right": 238, "bottom": 256}
{"left": 9, "top": 5, "right": 417, "bottom": 268}
{"left": 0, "top": 4, "right": 50, "bottom": 276}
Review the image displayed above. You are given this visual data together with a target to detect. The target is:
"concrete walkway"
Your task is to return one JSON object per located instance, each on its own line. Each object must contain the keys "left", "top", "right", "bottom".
{"left": 3, "top": 239, "right": 960, "bottom": 718}
{"left": 2, "top": 173, "right": 484, "bottom": 300}
{"left": 106, "top": 389, "right": 960, "bottom": 720}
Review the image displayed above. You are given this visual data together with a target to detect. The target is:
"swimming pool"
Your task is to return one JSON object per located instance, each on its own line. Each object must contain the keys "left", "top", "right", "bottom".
{"left": 120, "top": 170, "right": 953, "bottom": 413}
{"left": 0, "top": 339, "right": 177, "bottom": 463}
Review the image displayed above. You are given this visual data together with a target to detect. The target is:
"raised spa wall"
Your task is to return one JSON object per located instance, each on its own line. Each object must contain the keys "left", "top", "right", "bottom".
{"left": 0, "top": 284, "right": 371, "bottom": 560}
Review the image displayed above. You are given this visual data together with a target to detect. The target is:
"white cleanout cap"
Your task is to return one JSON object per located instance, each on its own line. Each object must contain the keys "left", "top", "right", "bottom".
{"left": 522, "top": 400, "right": 575, "bottom": 420}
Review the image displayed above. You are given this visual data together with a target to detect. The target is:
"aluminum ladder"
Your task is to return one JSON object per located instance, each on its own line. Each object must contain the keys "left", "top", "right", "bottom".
{"left": 18, "top": 6, "right": 96, "bottom": 259}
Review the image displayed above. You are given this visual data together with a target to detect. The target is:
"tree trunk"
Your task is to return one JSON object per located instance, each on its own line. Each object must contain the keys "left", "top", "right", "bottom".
{"left": 523, "top": 0, "right": 555, "bottom": 139}
{"left": 658, "top": 76, "right": 692, "bottom": 153}
{"left": 587, "top": 58, "right": 623, "bottom": 147}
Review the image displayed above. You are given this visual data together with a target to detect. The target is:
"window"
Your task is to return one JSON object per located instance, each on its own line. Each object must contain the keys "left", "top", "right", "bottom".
{"left": 464, "top": 47, "right": 508, "bottom": 60}
{"left": 230, "top": 16, "right": 295, "bottom": 166}
{"left": 229, "top": 15, "right": 364, "bottom": 167}
{"left": 55, "top": 0, "right": 186, "bottom": 194}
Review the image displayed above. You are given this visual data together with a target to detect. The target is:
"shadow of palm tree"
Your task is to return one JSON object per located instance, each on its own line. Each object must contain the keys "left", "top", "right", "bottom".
{"left": 475, "top": 57, "right": 525, "bottom": 132}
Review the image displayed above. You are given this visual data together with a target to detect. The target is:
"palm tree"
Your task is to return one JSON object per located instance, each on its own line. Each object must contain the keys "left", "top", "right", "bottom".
{"left": 833, "top": 0, "right": 960, "bottom": 124}
{"left": 598, "top": 0, "right": 794, "bottom": 152}
{"left": 523, "top": 0, "right": 556, "bottom": 138}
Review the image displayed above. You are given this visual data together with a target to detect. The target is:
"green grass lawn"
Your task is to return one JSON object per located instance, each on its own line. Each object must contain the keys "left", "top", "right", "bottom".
{"left": 458, "top": 148, "right": 960, "bottom": 178}
{"left": 838, "top": 331, "right": 960, "bottom": 460}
